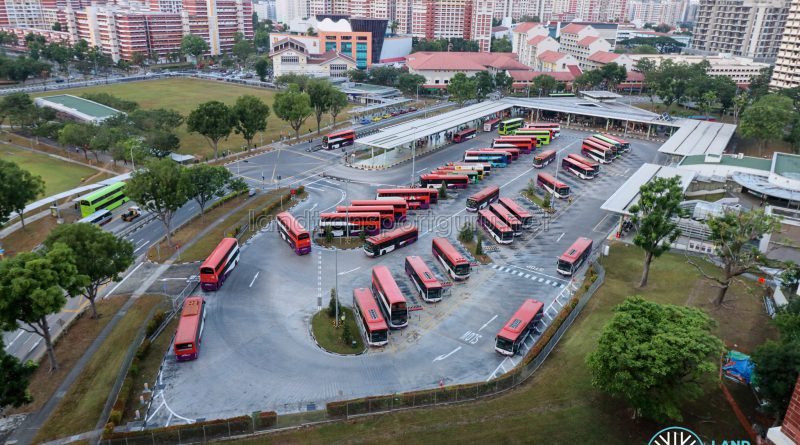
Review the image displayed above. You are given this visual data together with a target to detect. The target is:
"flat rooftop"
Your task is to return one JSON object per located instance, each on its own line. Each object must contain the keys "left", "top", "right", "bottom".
{"left": 679, "top": 154, "right": 772, "bottom": 171}
{"left": 601, "top": 163, "right": 696, "bottom": 215}
{"left": 34, "top": 94, "right": 121, "bottom": 123}
{"left": 658, "top": 119, "right": 737, "bottom": 157}
{"left": 503, "top": 96, "right": 664, "bottom": 124}
{"left": 774, "top": 153, "right": 800, "bottom": 180}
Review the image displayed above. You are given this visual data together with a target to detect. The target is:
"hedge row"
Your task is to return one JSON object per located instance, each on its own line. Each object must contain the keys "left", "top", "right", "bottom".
{"left": 103, "top": 412, "right": 276, "bottom": 441}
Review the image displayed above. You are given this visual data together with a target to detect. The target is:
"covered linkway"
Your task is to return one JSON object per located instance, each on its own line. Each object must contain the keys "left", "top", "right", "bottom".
{"left": 658, "top": 119, "right": 737, "bottom": 160}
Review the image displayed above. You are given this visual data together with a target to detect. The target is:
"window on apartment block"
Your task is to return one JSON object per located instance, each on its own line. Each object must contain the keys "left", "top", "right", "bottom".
{"left": 281, "top": 55, "right": 299, "bottom": 64}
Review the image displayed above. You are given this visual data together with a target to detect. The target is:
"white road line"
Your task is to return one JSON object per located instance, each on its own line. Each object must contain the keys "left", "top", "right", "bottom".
{"left": 592, "top": 213, "right": 611, "bottom": 233}
{"left": 524, "top": 274, "right": 531, "bottom": 278}
{"left": 556, "top": 232, "right": 565, "bottom": 242}
{"left": 305, "top": 186, "right": 326, "bottom": 192}
{"left": 433, "top": 346, "right": 462, "bottom": 362}
{"left": 478, "top": 315, "right": 498, "bottom": 332}
{"left": 146, "top": 401, "right": 165, "bottom": 423}
{"left": 416, "top": 167, "right": 428, "bottom": 173}
{"left": 29, "top": 338, "right": 41, "bottom": 352}
{"left": 538, "top": 278, "right": 544, "bottom": 283}
{"left": 7, "top": 330, "right": 23, "bottom": 347}
{"left": 501, "top": 167, "right": 534, "bottom": 189}
{"left": 133, "top": 239, "right": 149, "bottom": 253}
{"left": 106, "top": 262, "right": 144, "bottom": 297}
{"left": 337, "top": 266, "right": 361, "bottom": 276}
{"left": 545, "top": 279, "right": 551, "bottom": 285}
{"left": 487, "top": 360, "right": 509, "bottom": 381}
{"left": 159, "top": 390, "right": 195, "bottom": 424}
{"left": 249, "top": 272, "right": 260, "bottom": 288}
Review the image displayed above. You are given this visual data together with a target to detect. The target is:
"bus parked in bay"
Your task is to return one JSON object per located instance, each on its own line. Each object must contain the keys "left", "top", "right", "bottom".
{"left": 377, "top": 188, "right": 438, "bottom": 209}
{"left": 371, "top": 266, "right": 409, "bottom": 329}
{"left": 405, "top": 256, "right": 443, "bottom": 303}
{"left": 450, "top": 162, "right": 490, "bottom": 176}
{"left": 363, "top": 225, "right": 419, "bottom": 257}
{"left": 351, "top": 199, "right": 408, "bottom": 222}
{"left": 498, "top": 117, "right": 525, "bottom": 135}
{"left": 478, "top": 147, "right": 520, "bottom": 161}
{"left": 498, "top": 197, "right": 533, "bottom": 228}
{"left": 492, "top": 137, "right": 535, "bottom": 154}
{"left": 352, "top": 288, "right": 389, "bottom": 347}
{"left": 591, "top": 134, "right": 623, "bottom": 156}
{"left": 483, "top": 118, "right": 501, "bottom": 132}
{"left": 319, "top": 212, "right": 381, "bottom": 237}
{"left": 528, "top": 123, "right": 561, "bottom": 137}
{"left": 453, "top": 128, "right": 477, "bottom": 143}
{"left": 489, "top": 203, "right": 522, "bottom": 236}
{"left": 567, "top": 153, "right": 600, "bottom": 176}
{"left": 200, "top": 238, "right": 240, "bottom": 291}
{"left": 431, "top": 168, "right": 481, "bottom": 184}
{"left": 432, "top": 237, "right": 471, "bottom": 280}
{"left": 581, "top": 138, "right": 614, "bottom": 164}
{"left": 466, "top": 185, "right": 500, "bottom": 212}
{"left": 587, "top": 136, "right": 620, "bottom": 159}
{"left": 537, "top": 173, "right": 570, "bottom": 199}
{"left": 420, "top": 173, "right": 470, "bottom": 189}
{"left": 276, "top": 212, "right": 311, "bottom": 255}
{"left": 322, "top": 129, "right": 356, "bottom": 150}
{"left": 561, "top": 157, "right": 597, "bottom": 180}
{"left": 495, "top": 299, "right": 544, "bottom": 356}
{"left": 336, "top": 205, "right": 396, "bottom": 229}
{"left": 174, "top": 296, "right": 206, "bottom": 361}
{"left": 513, "top": 128, "right": 551, "bottom": 145}
{"left": 463, "top": 150, "right": 510, "bottom": 168}
{"left": 477, "top": 208, "right": 514, "bottom": 244}
{"left": 557, "top": 237, "right": 593, "bottom": 276}
{"left": 533, "top": 149, "right": 556, "bottom": 168}
{"left": 598, "top": 133, "right": 630, "bottom": 152}
{"left": 78, "top": 181, "right": 129, "bottom": 217}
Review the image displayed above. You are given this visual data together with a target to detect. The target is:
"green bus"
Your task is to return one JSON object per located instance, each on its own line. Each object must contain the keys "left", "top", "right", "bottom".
{"left": 514, "top": 128, "right": 551, "bottom": 145}
{"left": 592, "top": 134, "right": 624, "bottom": 155}
{"left": 498, "top": 118, "right": 525, "bottom": 135}
{"left": 79, "top": 181, "right": 129, "bottom": 217}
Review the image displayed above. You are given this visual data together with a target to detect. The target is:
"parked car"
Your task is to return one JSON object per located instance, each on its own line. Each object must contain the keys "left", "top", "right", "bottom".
{"left": 360, "top": 118, "right": 372, "bottom": 125}
{"left": 121, "top": 206, "right": 142, "bottom": 222}
{"left": 372, "top": 116, "right": 382, "bottom": 122}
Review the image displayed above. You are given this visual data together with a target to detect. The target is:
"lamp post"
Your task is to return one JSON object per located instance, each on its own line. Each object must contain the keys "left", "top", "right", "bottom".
{"left": 130, "top": 145, "right": 135, "bottom": 171}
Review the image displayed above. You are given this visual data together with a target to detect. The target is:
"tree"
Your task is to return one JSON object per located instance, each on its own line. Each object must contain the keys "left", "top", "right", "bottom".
{"left": 448, "top": 73, "right": 475, "bottom": 106}
{"left": 631, "top": 44, "right": 658, "bottom": 54}
{"left": 397, "top": 72, "right": 426, "bottom": 96}
{"left": 232, "top": 38, "right": 254, "bottom": 65}
{"left": 254, "top": 57, "right": 271, "bottom": 81}
{"left": 43, "top": 224, "right": 134, "bottom": 319}
{"left": 532, "top": 74, "right": 558, "bottom": 96}
{"left": 491, "top": 36, "right": 512, "bottom": 53}
{"left": 475, "top": 233, "right": 484, "bottom": 256}
{"left": 273, "top": 84, "right": 312, "bottom": 140}
{"left": 81, "top": 92, "right": 139, "bottom": 112}
{"left": 128, "top": 108, "right": 183, "bottom": 132}
{"left": 180, "top": 34, "right": 209, "bottom": 60}
{"left": 748, "top": 66, "right": 773, "bottom": 101}
{"left": 144, "top": 130, "right": 181, "bottom": 158}
{"left": 306, "top": 27, "right": 317, "bottom": 36}
{"left": 752, "top": 339, "right": 800, "bottom": 421}
{"left": 131, "top": 51, "right": 146, "bottom": 69}
{"left": 0, "top": 244, "right": 87, "bottom": 370}
{"left": 2, "top": 92, "right": 36, "bottom": 129}
{"left": 474, "top": 71, "right": 495, "bottom": 100}
{"left": 628, "top": 176, "right": 685, "bottom": 287}
{"left": 254, "top": 30, "right": 270, "bottom": 50}
{"left": 341, "top": 320, "right": 353, "bottom": 344}
{"left": 0, "top": 338, "right": 37, "bottom": 408}
{"left": 690, "top": 209, "right": 781, "bottom": 306}
{"left": 438, "top": 182, "right": 448, "bottom": 199}
{"left": 347, "top": 69, "right": 369, "bottom": 83}
{"left": 0, "top": 159, "right": 44, "bottom": 228}
{"left": 327, "top": 288, "right": 337, "bottom": 317}
{"left": 183, "top": 164, "right": 232, "bottom": 221}
{"left": 186, "top": 101, "right": 234, "bottom": 160}
{"left": 369, "top": 66, "right": 400, "bottom": 86}
{"left": 458, "top": 223, "right": 474, "bottom": 244}
{"left": 126, "top": 159, "right": 188, "bottom": 246}
{"left": 307, "top": 79, "right": 333, "bottom": 134}
{"left": 232, "top": 95, "right": 270, "bottom": 149}
{"left": 274, "top": 73, "right": 309, "bottom": 91}
{"left": 740, "top": 94, "right": 794, "bottom": 155}
{"left": 697, "top": 90, "right": 717, "bottom": 119}
{"left": 518, "top": 15, "right": 540, "bottom": 22}
{"left": 327, "top": 89, "right": 348, "bottom": 127}
{"left": 587, "top": 297, "right": 723, "bottom": 422}
{"left": 58, "top": 122, "right": 96, "bottom": 160}
{"left": 713, "top": 76, "right": 738, "bottom": 116}
{"left": 494, "top": 71, "right": 513, "bottom": 95}
{"left": 598, "top": 62, "right": 627, "bottom": 90}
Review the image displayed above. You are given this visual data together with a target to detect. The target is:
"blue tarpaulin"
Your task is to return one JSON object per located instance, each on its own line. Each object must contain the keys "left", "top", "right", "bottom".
{"left": 723, "top": 350, "right": 754, "bottom": 385}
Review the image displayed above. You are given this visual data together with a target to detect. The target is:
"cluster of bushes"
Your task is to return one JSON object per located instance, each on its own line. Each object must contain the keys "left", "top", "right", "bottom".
{"left": 145, "top": 310, "right": 168, "bottom": 338}
{"left": 103, "top": 412, "right": 277, "bottom": 441}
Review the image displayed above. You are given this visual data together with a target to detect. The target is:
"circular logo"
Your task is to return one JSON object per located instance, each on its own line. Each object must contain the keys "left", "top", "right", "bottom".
{"left": 648, "top": 427, "right": 704, "bottom": 445}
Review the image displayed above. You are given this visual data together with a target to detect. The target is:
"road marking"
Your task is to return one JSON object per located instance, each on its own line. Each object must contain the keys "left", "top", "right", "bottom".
{"left": 487, "top": 360, "right": 508, "bottom": 381}
{"left": 133, "top": 239, "right": 149, "bottom": 253}
{"left": 106, "top": 262, "right": 144, "bottom": 297}
{"left": 249, "top": 272, "right": 260, "bottom": 288}
{"left": 501, "top": 167, "right": 534, "bottom": 189}
{"left": 29, "top": 338, "right": 41, "bottom": 352}
{"left": 537, "top": 278, "right": 544, "bottom": 283}
{"left": 6, "top": 330, "right": 23, "bottom": 347}
{"left": 556, "top": 232, "right": 565, "bottom": 242}
{"left": 592, "top": 214, "right": 611, "bottom": 232}
{"left": 524, "top": 274, "right": 531, "bottom": 278}
{"left": 433, "top": 346, "right": 462, "bottom": 362}
{"left": 337, "top": 266, "right": 361, "bottom": 276}
{"left": 478, "top": 314, "right": 498, "bottom": 331}
{"left": 416, "top": 167, "right": 428, "bottom": 173}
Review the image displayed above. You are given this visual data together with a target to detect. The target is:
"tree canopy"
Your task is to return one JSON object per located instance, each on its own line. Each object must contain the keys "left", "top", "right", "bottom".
{"left": 232, "top": 95, "right": 270, "bottom": 148}
{"left": 181, "top": 34, "right": 209, "bottom": 59}
{"left": 126, "top": 159, "right": 188, "bottom": 246}
{"left": 0, "top": 159, "right": 44, "bottom": 227}
{"left": 183, "top": 164, "right": 233, "bottom": 220}
{"left": 448, "top": 73, "right": 476, "bottom": 105}
{"left": 273, "top": 84, "right": 312, "bottom": 140}
{"left": 186, "top": 101, "right": 234, "bottom": 160}
{"left": 740, "top": 94, "right": 794, "bottom": 155}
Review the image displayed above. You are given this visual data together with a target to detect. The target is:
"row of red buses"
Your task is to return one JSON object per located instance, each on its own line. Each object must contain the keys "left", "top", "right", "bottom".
{"left": 351, "top": 199, "right": 408, "bottom": 222}
{"left": 352, "top": 288, "right": 389, "bottom": 347}
{"left": 466, "top": 185, "right": 500, "bottom": 212}
{"left": 477, "top": 208, "right": 514, "bottom": 244}
{"left": 432, "top": 237, "right": 471, "bottom": 280}
{"left": 319, "top": 212, "right": 380, "bottom": 237}
{"left": 453, "top": 128, "right": 477, "bottom": 143}
{"left": 377, "top": 188, "right": 438, "bottom": 209}
{"left": 322, "top": 129, "right": 356, "bottom": 150}
{"left": 567, "top": 153, "right": 600, "bottom": 176}
{"left": 405, "top": 256, "right": 443, "bottom": 303}
{"left": 483, "top": 118, "right": 501, "bottom": 132}
{"left": 596, "top": 133, "right": 630, "bottom": 153}
{"left": 336, "top": 205, "right": 396, "bottom": 229}
{"left": 174, "top": 296, "right": 206, "bottom": 361}
{"left": 561, "top": 157, "right": 597, "bottom": 180}
{"left": 557, "top": 237, "right": 593, "bottom": 276}
{"left": 492, "top": 137, "right": 535, "bottom": 154}
{"left": 200, "top": 238, "right": 240, "bottom": 291}
{"left": 588, "top": 136, "right": 619, "bottom": 159}
{"left": 529, "top": 122, "right": 561, "bottom": 137}
{"left": 420, "top": 173, "right": 470, "bottom": 189}
{"left": 478, "top": 147, "right": 519, "bottom": 161}
{"left": 434, "top": 166, "right": 483, "bottom": 182}
{"left": 371, "top": 266, "right": 409, "bottom": 329}
{"left": 581, "top": 138, "right": 614, "bottom": 164}
{"left": 498, "top": 197, "right": 533, "bottom": 228}
{"left": 495, "top": 299, "right": 544, "bottom": 356}
{"left": 489, "top": 203, "right": 522, "bottom": 236}
{"left": 533, "top": 149, "right": 556, "bottom": 168}
{"left": 276, "top": 212, "right": 311, "bottom": 255}
{"left": 537, "top": 173, "right": 570, "bottom": 199}
{"left": 363, "top": 225, "right": 418, "bottom": 257}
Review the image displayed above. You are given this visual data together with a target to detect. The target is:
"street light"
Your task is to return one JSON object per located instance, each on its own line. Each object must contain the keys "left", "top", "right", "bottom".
{"left": 130, "top": 145, "right": 136, "bottom": 171}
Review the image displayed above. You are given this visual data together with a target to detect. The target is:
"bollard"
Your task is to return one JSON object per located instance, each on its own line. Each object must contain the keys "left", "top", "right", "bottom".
{"left": 144, "top": 382, "right": 149, "bottom": 391}
{"left": 140, "top": 395, "right": 145, "bottom": 404}
{"left": 135, "top": 409, "right": 140, "bottom": 420}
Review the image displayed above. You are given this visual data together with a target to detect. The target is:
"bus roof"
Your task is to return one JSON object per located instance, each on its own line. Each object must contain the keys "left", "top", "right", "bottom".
{"left": 484, "top": 118, "right": 500, "bottom": 124}
{"left": 353, "top": 288, "right": 388, "bottom": 331}
{"left": 601, "top": 133, "right": 628, "bottom": 144}
{"left": 351, "top": 199, "right": 408, "bottom": 208}
{"left": 320, "top": 212, "right": 380, "bottom": 219}
{"left": 537, "top": 172, "right": 567, "bottom": 188}
{"left": 421, "top": 174, "right": 470, "bottom": 180}
{"left": 336, "top": 205, "right": 395, "bottom": 213}
{"left": 568, "top": 153, "right": 599, "bottom": 166}
{"left": 502, "top": 117, "right": 524, "bottom": 123}
{"left": 371, "top": 265, "right": 406, "bottom": 305}
{"left": 200, "top": 238, "right": 238, "bottom": 271}
{"left": 78, "top": 209, "right": 112, "bottom": 224}
{"left": 588, "top": 136, "right": 617, "bottom": 148}
{"left": 563, "top": 157, "right": 591, "bottom": 169}
{"left": 558, "top": 237, "right": 593, "bottom": 263}
{"left": 490, "top": 203, "right": 520, "bottom": 224}
{"left": 79, "top": 181, "right": 125, "bottom": 202}
{"left": 276, "top": 212, "right": 309, "bottom": 237}
{"left": 455, "top": 128, "right": 475, "bottom": 135}
{"left": 498, "top": 197, "right": 532, "bottom": 219}
{"left": 365, "top": 224, "right": 418, "bottom": 244}
{"left": 405, "top": 256, "right": 442, "bottom": 289}
{"left": 328, "top": 129, "right": 355, "bottom": 138}
{"left": 175, "top": 296, "right": 204, "bottom": 345}
{"left": 497, "top": 299, "right": 544, "bottom": 341}
{"left": 583, "top": 138, "right": 612, "bottom": 151}
{"left": 377, "top": 188, "right": 437, "bottom": 196}
{"left": 469, "top": 185, "right": 499, "bottom": 202}
{"left": 534, "top": 149, "right": 556, "bottom": 159}
{"left": 529, "top": 122, "right": 560, "bottom": 128}
{"left": 478, "top": 208, "right": 512, "bottom": 232}
{"left": 432, "top": 237, "right": 469, "bottom": 265}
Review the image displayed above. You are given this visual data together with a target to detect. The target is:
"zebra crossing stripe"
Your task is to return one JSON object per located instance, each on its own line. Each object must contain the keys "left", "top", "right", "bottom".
{"left": 545, "top": 280, "right": 551, "bottom": 285}
{"left": 524, "top": 274, "right": 531, "bottom": 278}
{"left": 551, "top": 282, "right": 559, "bottom": 287}
{"left": 538, "top": 278, "right": 544, "bottom": 283}
{"left": 491, "top": 264, "right": 498, "bottom": 269}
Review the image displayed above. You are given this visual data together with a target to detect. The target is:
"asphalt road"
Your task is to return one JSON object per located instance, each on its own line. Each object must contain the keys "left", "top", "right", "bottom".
{"left": 145, "top": 128, "right": 667, "bottom": 426}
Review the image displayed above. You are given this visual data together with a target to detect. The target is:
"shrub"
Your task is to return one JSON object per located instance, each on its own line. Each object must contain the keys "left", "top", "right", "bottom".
{"left": 458, "top": 223, "right": 474, "bottom": 243}
{"left": 327, "top": 289, "right": 337, "bottom": 318}
{"left": 109, "top": 409, "right": 122, "bottom": 425}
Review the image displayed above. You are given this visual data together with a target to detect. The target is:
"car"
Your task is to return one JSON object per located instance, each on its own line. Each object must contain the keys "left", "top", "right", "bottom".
{"left": 372, "top": 116, "right": 382, "bottom": 122}
{"left": 360, "top": 118, "right": 372, "bottom": 125}
{"left": 390, "top": 111, "right": 400, "bottom": 117}
{"left": 121, "top": 206, "right": 142, "bottom": 222}
{"left": 408, "top": 106, "right": 417, "bottom": 112}
{"left": 248, "top": 189, "right": 257, "bottom": 197}
{"left": 383, "top": 114, "right": 392, "bottom": 119}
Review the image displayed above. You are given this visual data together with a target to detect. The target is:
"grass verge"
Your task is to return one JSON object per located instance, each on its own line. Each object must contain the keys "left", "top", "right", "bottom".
{"left": 1, "top": 207, "right": 81, "bottom": 256}
{"left": 311, "top": 309, "right": 365, "bottom": 355}
{"left": 315, "top": 236, "right": 365, "bottom": 250}
{"left": 522, "top": 189, "right": 554, "bottom": 213}
{"left": 462, "top": 238, "right": 491, "bottom": 264}
{"left": 231, "top": 244, "right": 775, "bottom": 445}
{"left": 33, "top": 295, "right": 166, "bottom": 444}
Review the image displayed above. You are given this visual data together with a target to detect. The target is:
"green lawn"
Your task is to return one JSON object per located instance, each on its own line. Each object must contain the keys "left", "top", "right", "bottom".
{"left": 34, "top": 78, "right": 351, "bottom": 160}
{"left": 0, "top": 145, "right": 103, "bottom": 198}
{"left": 231, "top": 244, "right": 775, "bottom": 445}
{"left": 311, "top": 309, "right": 365, "bottom": 355}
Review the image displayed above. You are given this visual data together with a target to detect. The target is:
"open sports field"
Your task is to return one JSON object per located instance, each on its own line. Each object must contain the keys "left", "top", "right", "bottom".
{"left": 34, "top": 78, "right": 350, "bottom": 160}
{"left": 1, "top": 145, "right": 105, "bottom": 198}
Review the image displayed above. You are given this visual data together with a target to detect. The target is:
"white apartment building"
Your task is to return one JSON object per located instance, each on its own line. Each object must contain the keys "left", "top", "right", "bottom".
{"left": 628, "top": 53, "right": 770, "bottom": 85}
{"left": 0, "top": 0, "right": 47, "bottom": 28}
{"left": 276, "top": 0, "right": 306, "bottom": 23}
{"left": 511, "top": 21, "right": 549, "bottom": 54}
{"left": 627, "top": 0, "right": 687, "bottom": 26}
{"left": 519, "top": 34, "right": 560, "bottom": 67}
{"left": 558, "top": 23, "right": 611, "bottom": 68}
{"left": 771, "top": 0, "right": 800, "bottom": 88}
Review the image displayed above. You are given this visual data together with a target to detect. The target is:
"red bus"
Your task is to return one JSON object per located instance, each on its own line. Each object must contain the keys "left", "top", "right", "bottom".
{"left": 336, "top": 205, "right": 396, "bottom": 229}
{"left": 372, "top": 265, "right": 408, "bottom": 328}
{"left": 377, "top": 188, "right": 438, "bottom": 209}
{"left": 483, "top": 118, "right": 501, "bottom": 132}
{"left": 495, "top": 134, "right": 539, "bottom": 146}
{"left": 489, "top": 203, "right": 522, "bottom": 236}
{"left": 420, "top": 173, "right": 470, "bottom": 189}
{"left": 363, "top": 225, "right": 418, "bottom": 257}
{"left": 322, "top": 129, "right": 356, "bottom": 150}
{"left": 561, "top": 157, "right": 596, "bottom": 180}
{"left": 528, "top": 122, "right": 561, "bottom": 137}
{"left": 587, "top": 136, "right": 620, "bottom": 159}
{"left": 477, "top": 208, "right": 513, "bottom": 244}
{"left": 599, "top": 133, "right": 630, "bottom": 152}
{"left": 476, "top": 147, "right": 518, "bottom": 161}
{"left": 453, "top": 128, "right": 477, "bottom": 143}
{"left": 498, "top": 197, "right": 533, "bottom": 228}
{"left": 466, "top": 185, "right": 500, "bottom": 212}
{"left": 557, "top": 237, "right": 593, "bottom": 276}
{"left": 174, "top": 296, "right": 206, "bottom": 361}
{"left": 537, "top": 173, "right": 570, "bottom": 199}
{"left": 432, "top": 237, "right": 471, "bottom": 280}
{"left": 319, "top": 212, "right": 380, "bottom": 237}
{"left": 405, "top": 256, "right": 443, "bottom": 303}
{"left": 352, "top": 288, "right": 389, "bottom": 347}
{"left": 276, "top": 212, "right": 311, "bottom": 255}
{"left": 351, "top": 199, "right": 408, "bottom": 222}
{"left": 200, "top": 238, "right": 240, "bottom": 291}
{"left": 492, "top": 137, "right": 535, "bottom": 154}
{"left": 495, "top": 299, "right": 544, "bottom": 356}
{"left": 567, "top": 153, "right": 600, "bottom": 176}
{"left": 581, "top": 138, "right": 614, "bottom": 164}
{"left": 533, "top": 149, "right": 556, "bottom": 168}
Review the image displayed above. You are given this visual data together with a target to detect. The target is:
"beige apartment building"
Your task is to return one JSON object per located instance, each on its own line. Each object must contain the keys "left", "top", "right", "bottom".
{"left": 771, "top": 0, "right": 800, "bottom": 88}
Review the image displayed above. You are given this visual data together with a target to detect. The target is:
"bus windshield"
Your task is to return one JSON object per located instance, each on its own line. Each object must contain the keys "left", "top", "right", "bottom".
{"left": 455, "top": 263, "right": 470, "bottom": 276}
{"left": 372, "top": 329, "right": 388, "bottom": 343}
{"left": 175, "top": 342, "right": 193, "bottom": 351}
{"left": 496, "top": 336, "right": 513, "bottom": 352}
{"left": 557, "top": 258, "right": 573, "bottom": 271}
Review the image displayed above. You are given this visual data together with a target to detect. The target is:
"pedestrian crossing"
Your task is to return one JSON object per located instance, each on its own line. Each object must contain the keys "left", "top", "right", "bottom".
{"left": 490, "top": 264, "right": 564, "bottom": 288}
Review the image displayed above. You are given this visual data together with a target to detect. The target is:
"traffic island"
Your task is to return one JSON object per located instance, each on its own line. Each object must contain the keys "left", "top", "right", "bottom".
{"left": 314, "top": 235, "right": 366, "bottom": 250}
{"left": 310, "top": 308, "right": 365, "bottom": 355}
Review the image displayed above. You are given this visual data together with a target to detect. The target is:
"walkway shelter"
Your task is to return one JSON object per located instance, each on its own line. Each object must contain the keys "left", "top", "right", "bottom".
{"left": 658, "top": 119, "right": 737, "bottom": 161}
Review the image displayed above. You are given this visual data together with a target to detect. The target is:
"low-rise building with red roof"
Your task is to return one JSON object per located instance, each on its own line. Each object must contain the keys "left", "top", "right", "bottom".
{"left": 406, "top": 51, "right": 530, "bottom": 88}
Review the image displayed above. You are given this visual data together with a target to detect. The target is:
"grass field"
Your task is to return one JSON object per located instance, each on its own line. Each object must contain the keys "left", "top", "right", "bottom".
{"left": 311, "top": 308, "right": 365, "bottom": 355}
{"left": 230, "top": 244, "right": 775, "bottom": 445}
{"left": 1, "top": 206, "right": 81, "bottom": 257}
{"left": 34, "top": 295, "right": 166, "bottom": 444}
{"left": 0, "top": 144, "right": 105, "bottom": 198}
{"left": 34, "top": 78, "right": 351, "bottom": 160}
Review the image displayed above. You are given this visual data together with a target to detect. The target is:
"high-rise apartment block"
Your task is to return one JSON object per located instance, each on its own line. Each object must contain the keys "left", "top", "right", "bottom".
{"left": 627, "top": 0, "right": 687, "bottom": 26}
{"left": 692, "top": 0, "right": 789, "bottom": 61}
{"left": 771, "top": 0, "right": 800, "bottom": 88}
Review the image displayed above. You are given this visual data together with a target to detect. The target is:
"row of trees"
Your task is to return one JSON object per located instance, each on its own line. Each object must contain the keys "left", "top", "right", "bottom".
{"left": 411, "top": 38, "right": 479, "bottom": 52}
{"left": 0, "top": 55, "right": 51, "bottom": 84}
{"left": 272, "top": 76, "right": 349, "bottom": 138}
{"left": 574, "top": 63, "right": 628, "bottom": 92}
{"left": 447, "top": 71, "right": 513, "bottom": 105}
